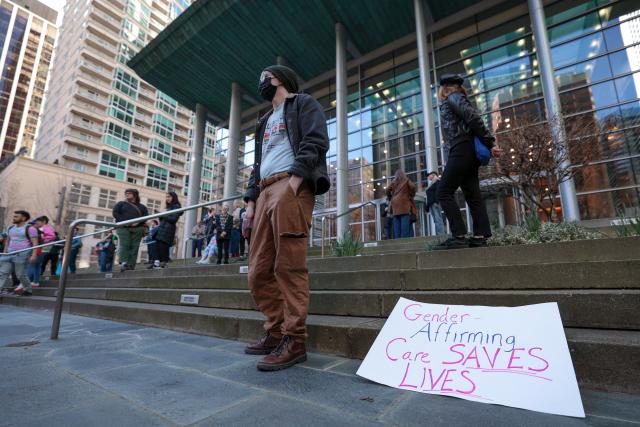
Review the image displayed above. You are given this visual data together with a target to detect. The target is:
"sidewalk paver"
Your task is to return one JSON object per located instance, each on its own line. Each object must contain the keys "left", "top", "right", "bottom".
{"left": 1, "top": 305, "right": 639, "bottom": 427}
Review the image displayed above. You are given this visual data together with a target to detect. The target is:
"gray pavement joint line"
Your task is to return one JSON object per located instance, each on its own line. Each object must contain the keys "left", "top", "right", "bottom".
{"left": 53, "top": 361, "right": 182, "bottom": 427}
{"left": 585, "top": 413, "right": 640, "bottom": 424}
{"left": 183, "top": 394, "right": 266, "bottom": 427}
{"left": 148, "top": 356, "right": 393, "bottom": 425}
{"left": 321, "top": 358, "right": 351, "bottom": 372}
{"left": 375, "top": 390, "right": 413, "bottom": 423}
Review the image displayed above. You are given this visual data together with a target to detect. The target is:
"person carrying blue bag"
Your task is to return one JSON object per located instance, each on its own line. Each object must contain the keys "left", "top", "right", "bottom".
{"left": 433, "top": 74, "right": 503, "bottom": 250}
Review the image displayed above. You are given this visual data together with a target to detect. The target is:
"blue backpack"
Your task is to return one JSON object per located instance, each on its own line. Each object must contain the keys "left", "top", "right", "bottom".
{"left": 474, "top": 136, "right": 492, "bottom": 166}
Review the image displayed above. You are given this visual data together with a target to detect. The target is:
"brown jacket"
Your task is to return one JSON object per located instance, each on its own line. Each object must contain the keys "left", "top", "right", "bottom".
{"left": 386, "top": 178, "right": 417, "bottom": 216}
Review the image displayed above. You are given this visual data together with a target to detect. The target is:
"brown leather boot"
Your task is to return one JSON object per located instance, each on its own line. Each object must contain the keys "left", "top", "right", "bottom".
{"left": 257, "top": 336, "right": 307, "bottom": 371}
{"left": 244, "top": 332, "right": 282, "bottom": 355}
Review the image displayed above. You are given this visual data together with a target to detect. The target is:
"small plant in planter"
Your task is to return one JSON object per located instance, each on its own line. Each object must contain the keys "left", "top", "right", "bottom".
{"left": 332, "top": 231, "right": 363, "bottom": 257}
{"left": 613, "top": 210, "right": 640, "bottom": 237}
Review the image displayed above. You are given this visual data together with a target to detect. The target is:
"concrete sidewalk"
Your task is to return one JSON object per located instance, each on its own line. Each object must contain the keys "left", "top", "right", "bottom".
{"left": 0, "top": 306, "right": 638, "bottom": 427}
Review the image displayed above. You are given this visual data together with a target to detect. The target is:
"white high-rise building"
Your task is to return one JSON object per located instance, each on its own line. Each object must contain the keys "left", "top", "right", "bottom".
{"left": 35, "top": 0, "right": 224, "bottom": 203}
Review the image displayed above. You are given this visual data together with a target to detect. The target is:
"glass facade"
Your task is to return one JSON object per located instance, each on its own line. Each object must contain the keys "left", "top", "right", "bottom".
{"left": 230, "top": 0, "right": 640, "bottom": 240}
{"left": 0, "top": 0, "right": 56, "bottom": 161}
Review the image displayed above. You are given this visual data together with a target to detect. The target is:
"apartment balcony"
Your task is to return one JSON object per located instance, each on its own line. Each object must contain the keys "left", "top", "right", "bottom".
{"left": 134, "top": 123, "right": 152, "bottom": 134}
{"left": 135, "top": 114, "right": 153, "bottom": 126}
{"left": 139, "top": 88, "right": 156, "bottom": 100}
{"left": 90, "top": 7, "right": 121, "bottom": 32}
{"left": 169, "top": 177, "right": 183, "bottom": 186}
{"left": 75, "top": 88, "right": 109, "bottom": 107}
{"left": 62, "top": 148, "right": 100, "bottom": 164}
{"left": 87, "top": 20, "right": 120, "bottom": 46}
{"left": 128, "top": 166, "right": 146, "bottom": 176}
{"left": 173, "top": 128, "right": 189, "bottom": 141}
{"left": 63, "top": 130, "right": 102, "bottom": 148}
{"left": 81, "top": 44, "right": 116, "bottom": 67}
{"left": 84, "top": 33, "right": 117, "bottom": 57}
{"left": 79, "top": 60, "right": 113, "bottom": 81}
{"left": 131, "top": 138, "right": 148, "bottom": 150}
{"left": 77, "top": 74, "right": 112, "bottom": 95}
{"left": 136, "top": 98, "right": 155, "bottom": 111}
{"left": 172, "top": 153, "right": 186, "bottom": 163}
{"left": 69, "top": 118, "right": 103, "bottom": 135}
{"left": 70, "top": 100, "right": 106, "bottom": 122}
{"left": 93, "top": 0, "right": 124, "bottom": 19}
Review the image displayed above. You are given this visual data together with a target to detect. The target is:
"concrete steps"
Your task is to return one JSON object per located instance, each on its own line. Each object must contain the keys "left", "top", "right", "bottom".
{"left": 30, "top": 287, "right": 640, "bottom": 330}
{"left": 2, "top": 295, "right": 639, "bottom": 394}
{"left": 3, "top": 236, "right": 640, "bottom": 393}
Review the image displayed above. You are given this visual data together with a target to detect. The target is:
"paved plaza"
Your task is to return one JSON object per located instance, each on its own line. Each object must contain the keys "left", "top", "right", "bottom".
{"left": 1, "top": 305, "right": 638, "bottom": 427}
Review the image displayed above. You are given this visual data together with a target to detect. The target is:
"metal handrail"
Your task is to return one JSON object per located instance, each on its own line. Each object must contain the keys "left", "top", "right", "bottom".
{"left": 50, "top": 194, "right": 243, "bottom": 340}
{"left": 0, "top": 227, "right": 116, "bottom": 256}
{"left": 319, "top": 201, "right": 378, "bottom": 258}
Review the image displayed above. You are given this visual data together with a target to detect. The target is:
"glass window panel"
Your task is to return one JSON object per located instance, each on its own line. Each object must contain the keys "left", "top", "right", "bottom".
{"left": 362, "top": 70, "right": 394, "bottom": 96}
{"left": 395, "top": 60, "right": 419, "bottom": 82}
{"left": 545, "top": 0, "right": 598, "bottom": 27}
{"left": 348, "top": 114, "right": 361, "bottom": 133}
{"left": 608, "top": 45, "right": 640, "bottom": 77}
{"left": 435, "top": 35, "right": 481, "bottom": 66}
{"left": 482, "top": 57, "right": 533, "bottom": 92}
{"left": 598, "top": 0, "right": 640, "bottom": 27}
{"left": 481, "top": 37, "right": 533, "bottom": 72}
{"left": 603, "top": 18, "right": 640, "bottom": 51}
{"left": 361, "top": 145, "right": 373, "bottom": 164}
{"left": 560, "top": 80, "right": 616, "bottom": 114}
{"left": 620, "top": 100, "right": 640, "bottom": 127}
{"left": 614, "top": 72, "right": 640, "bottom": 102}
{"left": 574, "top": 157, "right": 640, "bottom": 192}
{"left": 329, "top": 139, "right": 336, "bottom": 157}
{"left": 556, "top": 56, "right": 613, "bottom": 91}
{"left": 548, "top": 11, "right": 601, "bottom": 45}
{"left": 348, "top": 131, "right": 361, "bottom": 150}
{"left": 577, "top": 187, "right": 640, "bottom": 220}
{"left": 327, "top": 119, "right": 336, "bottom": 140}
{"left": 395, "top": 78, "right": 421, "bottom": 99}
{"left": 551, "top": 32, "right": 606, "bottom": 68}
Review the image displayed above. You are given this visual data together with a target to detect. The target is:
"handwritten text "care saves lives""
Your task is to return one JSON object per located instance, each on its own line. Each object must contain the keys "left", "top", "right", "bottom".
{"left": 385, "top": 304, "right": 551, "bottom": 399}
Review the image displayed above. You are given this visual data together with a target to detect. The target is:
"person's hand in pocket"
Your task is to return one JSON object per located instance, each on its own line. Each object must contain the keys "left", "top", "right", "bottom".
{"left": 288, "top": 174, "right": 303, "bottom": 195}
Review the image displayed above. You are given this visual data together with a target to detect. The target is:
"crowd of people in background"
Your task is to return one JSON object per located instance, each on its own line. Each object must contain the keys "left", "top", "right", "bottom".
{"left": 195, "top": 201, "right": 248, "bottom": 265}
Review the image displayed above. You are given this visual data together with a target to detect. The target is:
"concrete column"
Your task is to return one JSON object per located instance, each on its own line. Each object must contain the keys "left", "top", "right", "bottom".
{"left": 414, "top": 0, "right": 439, "bottom": 175}
{"left": 276, "top": 56, "right": 287, "bottom": 66}
{"left": 335, "top": 23, "right": 349, "bottom": 238}
{"left": 528, "top": 0, "right": 580, "bottom": 221}
{"left": 183, "top": 103, "right": 207, "bottom": 252}
{"left": 223, "top": 82, "right": 241, "bottom": 206}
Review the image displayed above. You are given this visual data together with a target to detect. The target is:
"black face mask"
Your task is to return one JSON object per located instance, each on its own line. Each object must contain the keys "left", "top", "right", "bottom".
{"left": 258, "top": 77, "right": 277, "bottom": 102}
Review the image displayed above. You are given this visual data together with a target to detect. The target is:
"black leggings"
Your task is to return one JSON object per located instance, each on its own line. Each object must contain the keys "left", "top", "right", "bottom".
{"left": 217, "top": 239, "right": 230, "bottom": 263}
{"left": 156, "top": 241, "right": 171, "bottom": 263}
{"left": 437, "top": 141, "right": 491, "bottom": 238}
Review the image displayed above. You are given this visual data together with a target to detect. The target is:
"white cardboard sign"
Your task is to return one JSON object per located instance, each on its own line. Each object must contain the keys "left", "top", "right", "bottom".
{"left": 357, "top": 298, "right": 584, "bottom": 418}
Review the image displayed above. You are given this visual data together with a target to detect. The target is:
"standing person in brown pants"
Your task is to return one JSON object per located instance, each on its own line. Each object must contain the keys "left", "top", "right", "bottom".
{"left": 243, "top": 65, "right": 330, "bottom": 371}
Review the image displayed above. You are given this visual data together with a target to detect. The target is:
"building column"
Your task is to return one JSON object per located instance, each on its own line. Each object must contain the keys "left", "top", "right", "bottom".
{"left": 528, "top": 0, "right": 580, "bottom": 221}
{"left": 223, "top": 82, "right": 241, "bottom": 205}
{"left": 183, "top": 103, "right": 206, "bottom": 252}
{"left": 335, "top": 23, "right": 349, "bottom": 238}
{"left": 414, "top": 0, "right": 438, "bottom": 175}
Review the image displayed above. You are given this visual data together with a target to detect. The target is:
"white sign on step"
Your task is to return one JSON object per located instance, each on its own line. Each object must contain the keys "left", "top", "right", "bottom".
{"left": 180, "top": 294, "right": 200, "bottom": 305}
{"left": 239, "top": 266, "right": 249, "bottom": 274}
{"left": 364, "top": 242, "right": 378, "bottom": 248}
{"left": 357, "top": 298, "right": 584, "bottom": 418}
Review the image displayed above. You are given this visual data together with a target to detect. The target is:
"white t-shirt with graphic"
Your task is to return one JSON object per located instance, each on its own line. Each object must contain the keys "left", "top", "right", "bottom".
{"left": 260, "top": 103, "right": 295, "bottom": 179}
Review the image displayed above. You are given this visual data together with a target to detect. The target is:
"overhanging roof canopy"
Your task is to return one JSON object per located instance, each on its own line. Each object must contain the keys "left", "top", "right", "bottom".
{"left": 129, "top": 0, "right": 478, "bottom": 122}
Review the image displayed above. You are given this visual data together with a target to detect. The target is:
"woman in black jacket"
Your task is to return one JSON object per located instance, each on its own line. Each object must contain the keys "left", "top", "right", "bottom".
{"left": 434, "top": 74, "right": 502, "bottom": 250}
{"left": 152, "top": 192, "right": 182, "bottom": 269}
{"left": 215, "top": 204, "right": 233, "bottom": 265}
